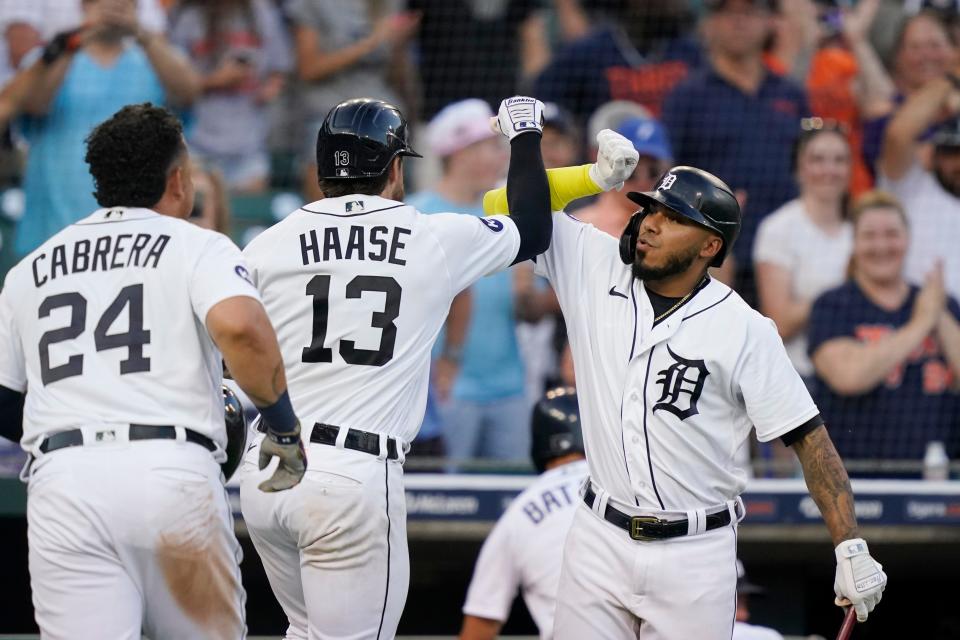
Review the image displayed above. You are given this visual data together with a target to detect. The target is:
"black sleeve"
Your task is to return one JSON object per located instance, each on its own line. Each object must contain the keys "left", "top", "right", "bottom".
{"left": 507, "top": 132, "right": 551, "bottom": 265}
{"left": 780, "top": 413, "right": 825, "bottom": 447}
{"left": 0, "top": 385, "right": 24, "bottom": 443}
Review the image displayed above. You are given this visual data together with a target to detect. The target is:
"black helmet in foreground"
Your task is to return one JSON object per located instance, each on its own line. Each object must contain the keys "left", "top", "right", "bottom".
{"left": 316, "top": 98, "right": 421, "bottom": 180}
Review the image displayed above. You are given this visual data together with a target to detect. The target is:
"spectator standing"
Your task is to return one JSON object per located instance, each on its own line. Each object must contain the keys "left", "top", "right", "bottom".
{"left": 862, "top": 10, "right": 957, "bottom": 171}
{"left": 534, "top": 0, "right": 701, "bottom": 121}
{"left": 408, "top": 0, "right": 544, "bottom": 120}
{"left": 661, "top": 0, "right": 809, "bottom": 299}
{"left": 168, "top": 0, "right": 292, "bottom": 192}
{"left": 754, "top": 120, "right": 853, "bottom": 379}
{"left": 407, "top": 99, "right": 531, "bottom": 465}
{"left": 287, "top": 0, "right": 418, "bottom": 201}
{"left": 770, "top": 0, "right": 894, "bottom": 196}
{"left": 14, "top": 0, "right": 200, "bottom": 256}
{"left": 0, "top": 0, "right": 167, "bottom": 86}
{"left": 878, "top": 74, "right": 960, "bottom": 300}
{"left": 809, "top": 192, "right": 960, "bottom": 468}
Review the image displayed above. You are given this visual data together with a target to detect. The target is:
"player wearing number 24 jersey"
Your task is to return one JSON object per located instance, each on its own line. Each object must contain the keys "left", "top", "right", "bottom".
{"left": 0, "top": 104, "right": 305, "bottom": 640}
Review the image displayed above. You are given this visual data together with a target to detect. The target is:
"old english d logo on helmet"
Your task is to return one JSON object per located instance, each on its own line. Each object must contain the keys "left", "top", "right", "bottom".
{"left": 659, "top": 173, "right": 678, "bottom": 191}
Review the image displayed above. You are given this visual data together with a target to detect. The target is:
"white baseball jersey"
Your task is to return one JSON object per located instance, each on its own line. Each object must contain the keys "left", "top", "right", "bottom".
{"left": 463, "top": 460, "right": 588, "bottom": 639}
{"left": 242, "top": 194, "right": 521, "bottom": 443}
{"left": 535, "top": 212, "right": 819, "bottom": 510}
{"left": 0, "top": 207, "right": 260, "bottom": 450}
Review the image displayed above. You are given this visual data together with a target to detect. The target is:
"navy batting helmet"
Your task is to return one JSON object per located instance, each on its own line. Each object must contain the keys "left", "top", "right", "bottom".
{"left": 531, "top": 387, "right": 583, "bottom": 473}
{"left": 620, "top": 166, "right": 741, "bottom": 268}
{"left": 316, "top": 98, "right": 421, "bottom": 180}
{"left": 221, "top": 385, "right": 247, "bottom": 482}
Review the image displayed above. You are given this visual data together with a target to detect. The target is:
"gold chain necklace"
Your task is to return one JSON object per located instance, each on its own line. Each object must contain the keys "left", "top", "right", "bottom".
{"left": 651, "top": 277, "right": 707, "bottom": 324}
{"left": 653, "top": 290, "right": 694, "bottom": 323}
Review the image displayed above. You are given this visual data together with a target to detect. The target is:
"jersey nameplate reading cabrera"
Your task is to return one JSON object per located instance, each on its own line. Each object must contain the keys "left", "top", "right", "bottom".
{"left": 31, "top": 233, "right": 170, "bottom": 287}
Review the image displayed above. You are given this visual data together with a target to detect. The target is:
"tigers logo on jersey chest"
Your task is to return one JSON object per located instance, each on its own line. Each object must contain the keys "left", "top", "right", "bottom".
{"left": 653, "top": 345, "right": 709, "bottom": 421}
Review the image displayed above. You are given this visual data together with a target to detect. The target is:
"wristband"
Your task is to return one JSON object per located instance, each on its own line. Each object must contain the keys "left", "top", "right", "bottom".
{"left": 41, "top": 28, "right": 84, "bottom": 66}
{"left": 257, "top": 390, "right": 298, "bottom": 435}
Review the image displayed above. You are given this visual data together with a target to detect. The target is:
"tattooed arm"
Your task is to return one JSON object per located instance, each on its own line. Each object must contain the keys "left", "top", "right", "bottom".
{"left": 791, "top": 424, "right": 858, "bottom": 544}
{"left": 793, "top": 424, "right": 888, "bottom": 621}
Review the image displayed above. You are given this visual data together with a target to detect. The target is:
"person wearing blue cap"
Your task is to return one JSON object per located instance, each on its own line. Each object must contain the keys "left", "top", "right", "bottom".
{"left": 574, "top": 115, "right": 673, "bottom": 237}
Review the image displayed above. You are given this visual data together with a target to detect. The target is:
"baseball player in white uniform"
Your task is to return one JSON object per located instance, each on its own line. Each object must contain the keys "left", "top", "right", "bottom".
{"left": 526, "top": 165, "right": 887, "bottom": 638}
{"left": 0, "top": 103, "right": 306, "bottom": 640}
{"left": 238, "top": 95, "right": 562, "bottom": 640}
{"left": 460, "top": 387, "right": 588, "bottom": 640}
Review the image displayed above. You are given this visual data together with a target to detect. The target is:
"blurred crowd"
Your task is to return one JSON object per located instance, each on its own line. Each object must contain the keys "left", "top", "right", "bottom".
{"left": 0, "top": 0, "right": 958, "bottom": 477}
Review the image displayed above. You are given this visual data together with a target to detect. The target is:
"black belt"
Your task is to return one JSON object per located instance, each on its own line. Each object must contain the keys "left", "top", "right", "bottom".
{"left": 258, "top": 421, "right": 399, "bottom": 461}
{"left": 583, "top": 486, "right": 738, "bottom": 541}
{"left": 39, "top": 424, "right": 217, "bottom": 454}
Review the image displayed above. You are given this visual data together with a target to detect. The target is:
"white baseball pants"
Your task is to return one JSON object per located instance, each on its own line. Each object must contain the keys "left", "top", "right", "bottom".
{"left": 553, "top": 502, "right": 738, "bottom": 640}
{"left": 240, "top": 438, "right": 408, "bottom": 640}
{"left": 27, "top": 439, "right": 246, "bottom": 640}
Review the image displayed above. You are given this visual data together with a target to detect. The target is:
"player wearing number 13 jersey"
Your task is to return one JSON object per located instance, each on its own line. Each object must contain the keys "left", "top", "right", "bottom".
{"left": 239, "top": 96, "right": 551, "bottom": 639}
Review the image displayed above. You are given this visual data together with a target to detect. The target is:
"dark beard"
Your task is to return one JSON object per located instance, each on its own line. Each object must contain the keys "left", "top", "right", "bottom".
{"left": 631, "top": 243, "right": 701, "bottom": 281}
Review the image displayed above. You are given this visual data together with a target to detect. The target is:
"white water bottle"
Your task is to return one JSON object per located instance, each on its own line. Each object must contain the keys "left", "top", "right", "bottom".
{"left": 923, "top": 441, "right": 949, "bottom": 481}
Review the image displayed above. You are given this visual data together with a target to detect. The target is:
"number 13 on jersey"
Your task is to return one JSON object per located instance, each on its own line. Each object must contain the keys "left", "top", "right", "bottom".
{"left": 301, "top": 274, "right": 402, "bottom": 367}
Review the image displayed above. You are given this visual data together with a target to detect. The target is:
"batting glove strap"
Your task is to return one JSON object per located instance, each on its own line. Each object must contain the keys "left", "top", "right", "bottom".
{"left": 834, "top": 538, "right": 887, "bottom": 622}
{"left": 492, "top": 96, "right": 545, "bottom": 141}
{"left": 589, "top": 129, "right": 641, "bottom": 192}
{"left": 266, "top": 429, "right": 300, "bottom": 446}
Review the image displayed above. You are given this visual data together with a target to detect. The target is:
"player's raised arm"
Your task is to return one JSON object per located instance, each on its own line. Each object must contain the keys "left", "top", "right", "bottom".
{"left": 207, "top": 297, "right": 306, "bottom": 492}
{"left": 483, "top": 128, "right": 639, "bottom": 215}
{"left": 489, "top": 97, "right": 552, "bottom": 263}
{"left": 791, "top": 425, "right": 886, "bottom": 622}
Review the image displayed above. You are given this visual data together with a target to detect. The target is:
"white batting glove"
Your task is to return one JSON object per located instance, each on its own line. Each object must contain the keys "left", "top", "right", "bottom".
{"left": 490, "top": 96, "right": 544, "bottom": 141}
{"left": 834, "top": 538, "right": 887, "bottom": 622}
{"left": 589, "top": 129, "right": 640, "bottom": 192}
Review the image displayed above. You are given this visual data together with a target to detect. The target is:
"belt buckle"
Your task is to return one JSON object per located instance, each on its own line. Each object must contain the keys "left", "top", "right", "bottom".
{"left": 629, "top": 515, "right": 661, "bottom": 541}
